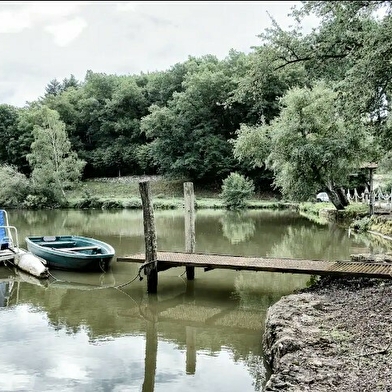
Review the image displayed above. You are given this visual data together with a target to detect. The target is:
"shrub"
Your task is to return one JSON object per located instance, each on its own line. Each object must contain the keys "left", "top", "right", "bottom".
{"left": 220, "top": 172, "right": 255, "bottom": 210}
{"left": 75, "top": 189, "right": 102, "bottom": 208}
{"left": 101, "top": 200, "right": 123, "bottom": 209}
{"left": 350, "top": 216, "right": 372, "bottom": 233}
{"left": 0, "top": 165, "right": 30, "bottom": 207}
{"left": 123, "top": 198, "right": 143, "bottom": 209}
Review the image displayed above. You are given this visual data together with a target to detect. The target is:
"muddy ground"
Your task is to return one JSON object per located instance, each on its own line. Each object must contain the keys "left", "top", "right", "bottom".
{"left": 263, "top": 276, "right": 392, "bottom": 391}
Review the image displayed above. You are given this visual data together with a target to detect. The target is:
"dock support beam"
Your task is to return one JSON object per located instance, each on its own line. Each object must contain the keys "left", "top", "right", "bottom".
{"left": 139, "top": 181, "right": 158, "bottom": 293}
{"left": 184, "top": 182, "right": 195, "bottom": 280}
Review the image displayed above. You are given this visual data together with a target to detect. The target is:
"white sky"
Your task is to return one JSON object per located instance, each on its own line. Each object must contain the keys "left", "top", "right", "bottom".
{"left": 0, "top": 1, "right": 317, "bottom": 107}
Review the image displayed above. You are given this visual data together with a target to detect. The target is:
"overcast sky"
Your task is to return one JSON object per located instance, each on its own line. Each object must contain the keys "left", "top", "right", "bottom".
{"left": 0, "top": 1, "right": 316, "bottom": 108}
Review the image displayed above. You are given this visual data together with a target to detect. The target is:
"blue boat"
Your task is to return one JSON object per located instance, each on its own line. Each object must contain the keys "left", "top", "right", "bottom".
{"left": 25, "top": 235, "right": 115, "bottom": 272}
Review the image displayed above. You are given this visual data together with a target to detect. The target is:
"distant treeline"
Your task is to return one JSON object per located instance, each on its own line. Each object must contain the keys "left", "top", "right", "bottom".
{"left": 1, "top": 1, "right": 391, "bottom": 204}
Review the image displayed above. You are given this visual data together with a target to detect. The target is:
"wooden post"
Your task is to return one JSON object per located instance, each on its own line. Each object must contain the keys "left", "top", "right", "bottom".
{"left": 142, "top": 296, "right": 158, "bottom": 392}
{"left": 361, "top": 162, "right": 378, "bottom": 216}
{"left": 185, "top": 326, "right": 196, "bottom": 374}
{"left": 184, "top": 182, "right": 195, "bottom": 280}
{"left": 139, "top": 181, "right": 158, "bottom": 293}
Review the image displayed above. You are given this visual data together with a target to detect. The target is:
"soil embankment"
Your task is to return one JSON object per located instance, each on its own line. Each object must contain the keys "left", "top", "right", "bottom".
{"left": 263, "top": 276, "right": 392, "bottom": 391}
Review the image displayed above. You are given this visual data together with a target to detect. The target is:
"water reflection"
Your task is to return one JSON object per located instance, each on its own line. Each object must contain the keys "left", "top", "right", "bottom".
{"left": 0, "top": 208, "right": 386, "bottom": 391}
{"left": 1, "top": 264, "right": 285, "bottom": 391}
{"left": 220, "top": 211, "right": 256, "bottom": 244}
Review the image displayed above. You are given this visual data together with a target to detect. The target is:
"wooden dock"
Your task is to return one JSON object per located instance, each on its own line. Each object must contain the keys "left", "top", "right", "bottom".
{"left": 117, "top": 252, "right": 392, "bottom": 279}
{"left": 132, "top": 180, "right": 392, "bottom": 293}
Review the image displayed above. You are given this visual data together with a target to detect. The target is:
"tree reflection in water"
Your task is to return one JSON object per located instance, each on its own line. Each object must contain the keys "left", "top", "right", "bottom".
{"left": 220, "top": 211, "right": 256, "bottom": 244}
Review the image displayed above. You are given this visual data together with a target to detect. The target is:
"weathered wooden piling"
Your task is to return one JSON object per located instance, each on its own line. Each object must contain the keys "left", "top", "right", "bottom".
{"left": 186, "top": 326, "right": 196, "bottom": 374}
{"left": 142, "top": 296, "right": 158, "bottom": 392}
{"left": 184, "top": 182, "right": 195, "bottom": 280}
{"left": 139, "top": 181, "right": 158, "bottom": 293}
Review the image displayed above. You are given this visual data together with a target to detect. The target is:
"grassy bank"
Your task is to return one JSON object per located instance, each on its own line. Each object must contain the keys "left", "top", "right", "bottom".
{"left": 65, "top": 176, "right": 380, "bottom": 237}
{"left": 65, "top": 176, "right": 289, "bottom": 210}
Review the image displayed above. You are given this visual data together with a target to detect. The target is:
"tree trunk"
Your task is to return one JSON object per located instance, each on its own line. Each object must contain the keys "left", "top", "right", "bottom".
{"left": 326, "top": 187, "right": 349, "bottom": 210}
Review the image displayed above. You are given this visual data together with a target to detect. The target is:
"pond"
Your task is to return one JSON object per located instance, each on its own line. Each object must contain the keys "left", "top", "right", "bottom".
{"left": 0, "top": 208, "right": 385, "bottom": 391}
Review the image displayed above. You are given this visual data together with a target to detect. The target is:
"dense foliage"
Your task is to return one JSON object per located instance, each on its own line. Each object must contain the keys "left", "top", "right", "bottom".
{"left": 1, "top": 1, "right": 391, "bottom": 209}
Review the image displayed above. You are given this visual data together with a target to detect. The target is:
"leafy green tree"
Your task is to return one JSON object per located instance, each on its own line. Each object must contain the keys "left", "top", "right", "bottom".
{"left": 0, "top": 164, "right": 30, "bottom": 208}
{"left": 71, "top": 72, "right": 151, "bottom": 177}
{"left": 92, "top": 76, "right": 149, "bottom": 176}
{"left": 11, "top": 104, "right": 47, "bottom": 175}
{"left": 293, "top": 2, "right": 392, "bottom": 121}
{"left": 229, "top": 45, "right": 308, "bottom": 125}
{"left": 0, "top": 104, "right": 19, "bottom": 165}
{"left": 26, "top": 106, "right": 86, "bottom": 199}
{"left": 220, "top": 172, "right": 255, "bottom": 210}
{"left": 141, "top": 54, "right": 249, "bottom": 183}
{"left": 233, "top": 82, "right": 373, "bottom": 210}
{"left": 259, "top": 1, "right": 392, "bottom": 165}
{"left": 138, "top": 61, "right": 189, "bottom": 107}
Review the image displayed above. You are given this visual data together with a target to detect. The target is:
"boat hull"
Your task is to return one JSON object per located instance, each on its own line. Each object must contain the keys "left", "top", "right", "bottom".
{"left": 25, "top": 235, "right": 115, "bottom": 272}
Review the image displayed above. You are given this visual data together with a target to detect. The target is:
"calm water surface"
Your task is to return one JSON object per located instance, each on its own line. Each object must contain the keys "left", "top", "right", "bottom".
{"left": 0, "top": 209, "right": 386, "bottom": 392}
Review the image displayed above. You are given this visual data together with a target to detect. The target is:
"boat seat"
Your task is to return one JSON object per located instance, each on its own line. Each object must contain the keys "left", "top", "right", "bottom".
{"left": 58, "top": 246, "right": 101, "bottom": 252}
{"left": 0, "top": 210, "right": 11, "bottom": 250}
{"left": 38, "top": 241, "right": 77, "bottom": 248}
{"left": 1, "top": 236, "right": 10, "bottom": 250}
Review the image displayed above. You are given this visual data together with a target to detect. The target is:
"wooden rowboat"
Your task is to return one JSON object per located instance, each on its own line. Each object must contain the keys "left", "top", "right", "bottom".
{"left": 25, "top": 235, "right": 115, "bottom": 272}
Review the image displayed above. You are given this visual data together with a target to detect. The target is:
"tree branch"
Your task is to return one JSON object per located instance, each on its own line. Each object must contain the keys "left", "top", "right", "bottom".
{"left": 274, "top": 53, "right": 347, "bottom": 70}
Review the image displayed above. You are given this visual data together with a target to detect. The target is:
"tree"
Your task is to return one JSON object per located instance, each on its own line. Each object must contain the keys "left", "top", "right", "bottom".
{"left": 26, "top": 106, "right": 86, "bottom": 199}
{"left": 258, "top": 1, "right": 392, "bottom": 163}
{"left": 229, "top": 45, "right": 308, "bottom": 125}
{"left": 220, "top": 172, "right": 255, "bottom": 210}
{"left": 61, "top": 74, "right": 80, "bottom": 91}
{"left": 140, "top": 54, "right": 249, "bottom": 184}
{"left": 45, "top": 79, "right": 62, "bottom": 97}
{"left": 232, "top": 82, "right": 373, "bottom": 210}
{"left": 0, "top": 164, "right": 30, "bottom": 208}
{"left": 0, "top": 104, "right": 19, "bottom": 164}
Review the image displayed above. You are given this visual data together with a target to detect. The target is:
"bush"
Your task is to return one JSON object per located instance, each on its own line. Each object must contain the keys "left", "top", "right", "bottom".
{"left": 22, "top": 194, "right": 48, "bottom": 209}
{"left": 220, "top": 172, "right": 255, "bottom": 210}
{"left": 123, "top": 198, "right": 142, "bottom": 209}
{"left": 101, "top": 200, "right": 124, "bottom": 209}
{"left": 0, "top": 165, "right": 30, "bottom": 207}
{"left": 350, "top": 216, "right": 372, "bottom": 233}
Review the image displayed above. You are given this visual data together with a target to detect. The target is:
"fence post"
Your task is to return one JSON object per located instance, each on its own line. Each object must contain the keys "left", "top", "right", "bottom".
{"left": 354, "top": 188, "right": 359, "bottom": 203}
{"left": 346, "top": 189, "right": 351, "bottom": 202}
{"left": 364, "top": 187, "right": 369, "bottom": 205}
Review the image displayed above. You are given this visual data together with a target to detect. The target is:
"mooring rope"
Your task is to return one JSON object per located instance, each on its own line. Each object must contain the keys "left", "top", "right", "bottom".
{"left": 6, "top": 258, "right": 158, "bottom": 292}
{"left": 113, "top": 260, "right": 156, "bottom": 288}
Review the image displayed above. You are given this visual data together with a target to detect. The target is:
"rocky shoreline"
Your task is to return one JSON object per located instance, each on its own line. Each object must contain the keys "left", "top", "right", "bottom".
{"left": 262, "top": 275, "right": 392, "bottom": 391}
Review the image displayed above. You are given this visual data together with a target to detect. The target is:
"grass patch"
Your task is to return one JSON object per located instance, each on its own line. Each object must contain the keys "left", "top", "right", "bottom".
{"left": 368, "top": 215, "right": 392, "bottom": 237}
{"left": 64, "top": 176, "right": 288, "bottom": 210}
